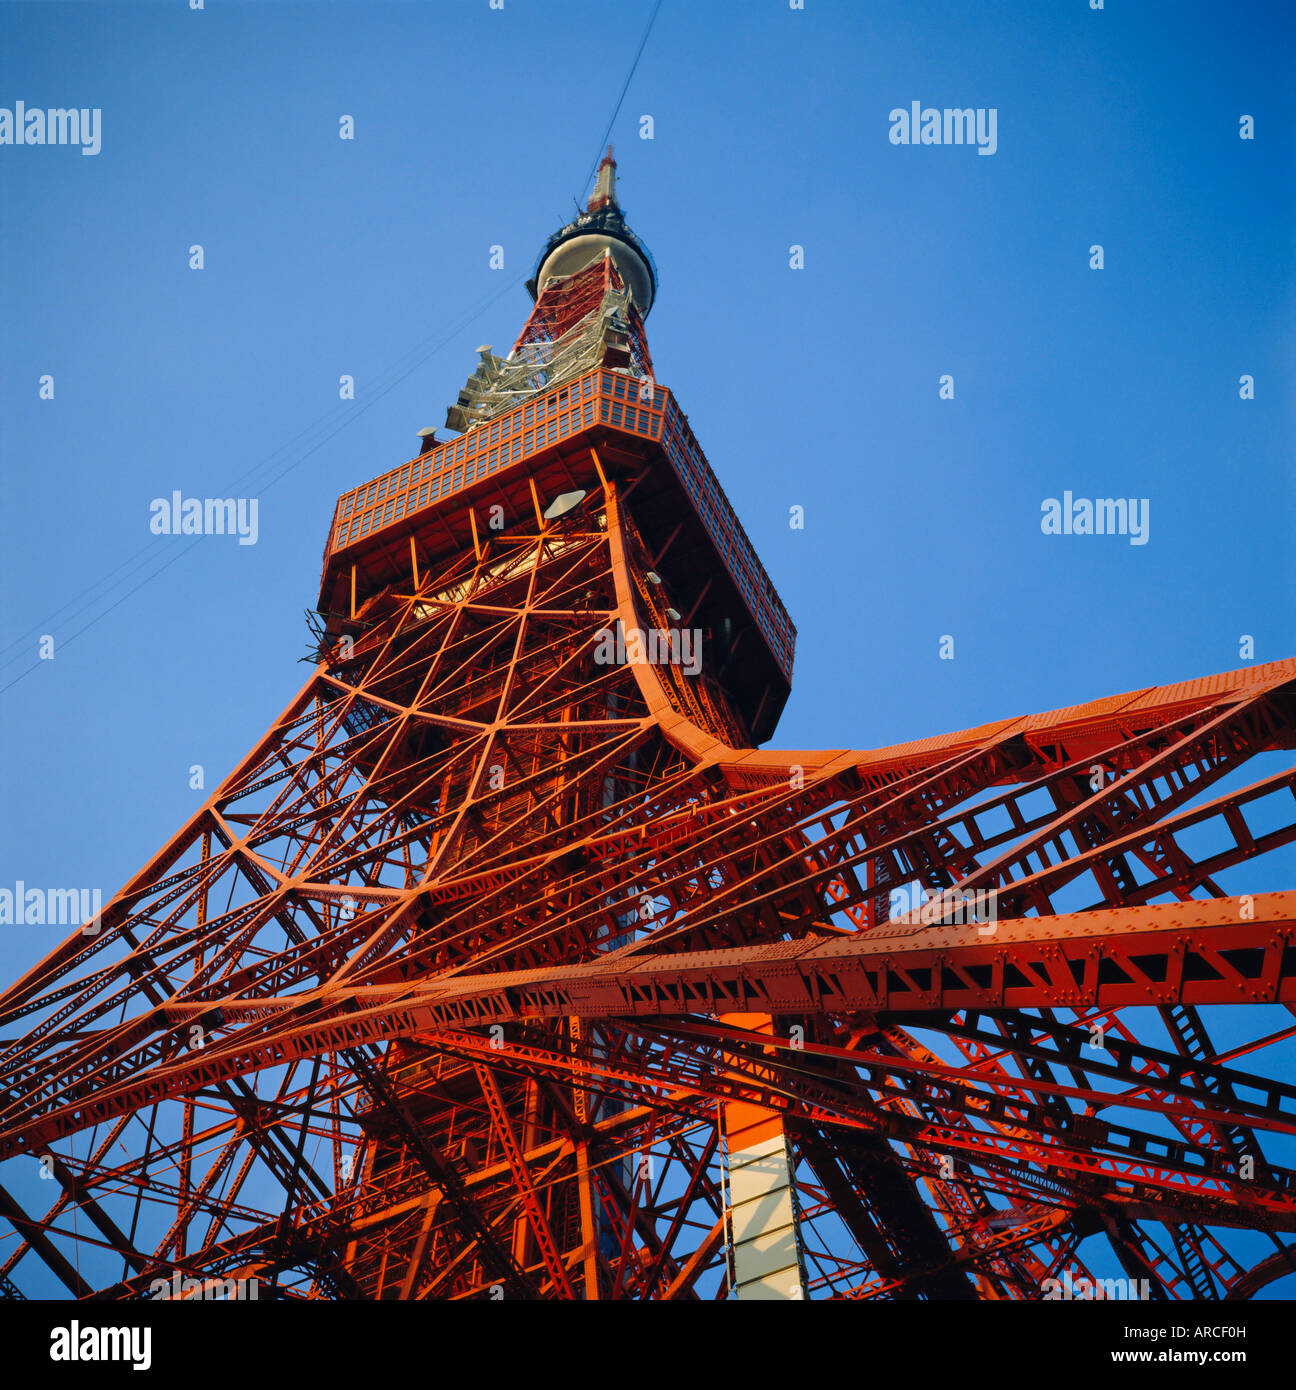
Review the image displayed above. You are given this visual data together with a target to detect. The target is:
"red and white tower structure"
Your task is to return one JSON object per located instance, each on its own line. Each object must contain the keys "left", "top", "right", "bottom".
{"left": 2, "top": 155, "right": 1295, "bottom": 1301}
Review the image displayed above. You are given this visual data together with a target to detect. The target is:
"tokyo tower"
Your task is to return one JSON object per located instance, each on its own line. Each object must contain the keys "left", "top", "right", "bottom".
{"left": 2, "top": 150, "right": 1295, "bottom": 1302}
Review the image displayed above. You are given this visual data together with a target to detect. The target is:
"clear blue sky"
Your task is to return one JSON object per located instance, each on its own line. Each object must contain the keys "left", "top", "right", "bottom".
{"left": 0, "top": 0, "right": 1293, "bottom": 1295}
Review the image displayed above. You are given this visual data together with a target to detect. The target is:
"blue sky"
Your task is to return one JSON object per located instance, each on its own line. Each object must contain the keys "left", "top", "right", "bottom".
{"left": 0, "top": 0, "right": 1293, "bottom": 1296}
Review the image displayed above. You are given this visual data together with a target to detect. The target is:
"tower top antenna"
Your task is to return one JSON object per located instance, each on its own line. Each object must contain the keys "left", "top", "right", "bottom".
{"left": 586, "top": 146, "right": 618, "bottom": 213}
{"left": 528, "top": 145, "right": 657, "bottom": 315}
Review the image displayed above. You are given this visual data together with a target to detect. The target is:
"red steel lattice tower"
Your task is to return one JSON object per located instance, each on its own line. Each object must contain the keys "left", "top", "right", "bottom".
{"left": 3, "top": 152, "right": 1296, "bottom": 1302}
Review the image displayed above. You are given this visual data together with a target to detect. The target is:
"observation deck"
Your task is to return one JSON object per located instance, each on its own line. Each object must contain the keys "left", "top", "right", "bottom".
{"left": 317, "top": 366, "right": 795, "bottom": 740}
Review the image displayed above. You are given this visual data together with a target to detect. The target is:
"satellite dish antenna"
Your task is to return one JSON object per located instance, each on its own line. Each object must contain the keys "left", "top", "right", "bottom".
{"left": 542, "top": 489, "right": 587, "bottom": 521}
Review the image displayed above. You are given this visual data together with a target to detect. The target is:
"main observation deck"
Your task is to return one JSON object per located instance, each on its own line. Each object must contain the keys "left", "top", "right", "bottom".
{"left": 318, "top": 367, "right": 796, "bottom": 699}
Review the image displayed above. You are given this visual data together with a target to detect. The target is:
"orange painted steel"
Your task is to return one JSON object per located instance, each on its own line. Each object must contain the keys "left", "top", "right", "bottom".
{"left": 2, "top": 255, "right": 1296, "bottom": 1305}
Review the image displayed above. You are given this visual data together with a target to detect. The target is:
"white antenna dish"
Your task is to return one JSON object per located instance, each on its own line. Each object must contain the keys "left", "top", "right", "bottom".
{"left": 543, "top": 489, "right": 587, "bottom": 521}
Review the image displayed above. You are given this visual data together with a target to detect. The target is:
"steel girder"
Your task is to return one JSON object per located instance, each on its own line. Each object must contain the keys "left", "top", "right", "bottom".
{"left": 1, "top": 484, "right": 1294, "bottom": 1301}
